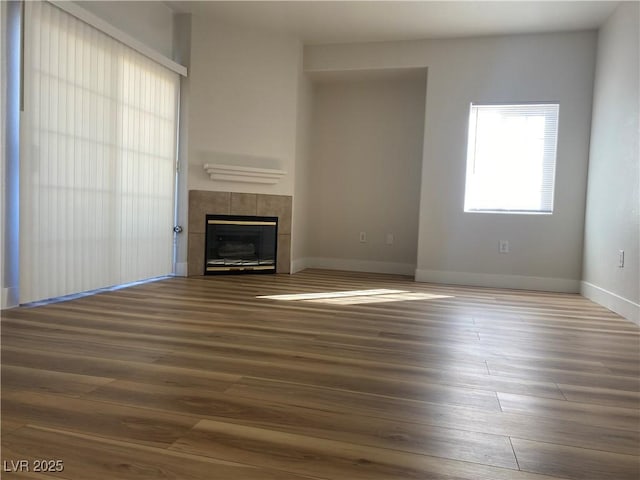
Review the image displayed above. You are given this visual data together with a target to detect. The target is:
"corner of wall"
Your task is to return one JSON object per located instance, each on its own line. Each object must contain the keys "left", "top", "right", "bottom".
{"left": 1, "top": 0, "right": 20, "bottom": 310}
{"left": 291, "top": 258, "right": 310, "bottom": 274}
{"left": 581, "top": 281, "right": 640, "bottom": 326}
{"left": 291, "top": 41, "right": 313, "bottom": 265}
{"left": 0, "top": 1, "right": 5, "bottom": 309}
{"left": 174, "top": 262, "right": 188, "bottom": 277}
{"left": 415, "top": 269, "right": 581, "bottom": 293}
{"left": 174, "top": 12, "right": 191, "bottom": 276}
{"left": 308, "top": 258, "right": 415, "bottom": 276}
{"left": 581, "top": 1, "right": 639, "bottom": 324}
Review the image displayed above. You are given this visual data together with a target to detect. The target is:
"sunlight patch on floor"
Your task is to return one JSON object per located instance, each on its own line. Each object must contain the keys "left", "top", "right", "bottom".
{"left": 257, "top": 289, "right": 453, "bottom": 305}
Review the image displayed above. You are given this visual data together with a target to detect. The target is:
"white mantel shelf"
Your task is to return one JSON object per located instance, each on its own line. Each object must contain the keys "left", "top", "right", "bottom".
{"left": 203, "top": 163, "right": 287, "bottom": 184}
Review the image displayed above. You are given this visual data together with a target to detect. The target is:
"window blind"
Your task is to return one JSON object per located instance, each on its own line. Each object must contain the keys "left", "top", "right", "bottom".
{"left": 464, "top": 103, "right": 559, "bottom": 214}
{"left": 20, "top": 1, "right": 179, "bottom": 303}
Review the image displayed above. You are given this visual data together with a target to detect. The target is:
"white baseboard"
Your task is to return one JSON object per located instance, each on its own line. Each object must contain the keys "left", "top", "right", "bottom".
{"left": 581, "top": 281, "right": 640, "bottom": 325}
{"left": 1, "top": 286, "right": 19, "bottom": 309}
{"left": 291, "top": 258, "right": 310, "bottom": 274}
{"left": 415, "top": 269, "right": 581, "bottom": 293}
{"left": 174, "top": 262, "right": 188, "bottom": 277}
{"left": 303, "top": 257, "right": 415, "bottom": 276}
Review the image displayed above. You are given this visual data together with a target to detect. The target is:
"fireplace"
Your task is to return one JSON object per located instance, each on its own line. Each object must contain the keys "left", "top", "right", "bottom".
{"left": 204, "top": 214, "right": 278, "bottom": 274}
{"left": 187, "top": 191, "right": 292, "bottom": 276}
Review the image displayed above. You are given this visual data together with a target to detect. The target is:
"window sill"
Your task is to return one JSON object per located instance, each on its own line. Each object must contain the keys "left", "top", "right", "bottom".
{"left": 464, "top": 210, "right": 553, "bottom": 215}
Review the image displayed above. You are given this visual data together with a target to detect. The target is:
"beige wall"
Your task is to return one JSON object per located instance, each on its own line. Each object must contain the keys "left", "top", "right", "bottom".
{"left": 305, "top": 71, "right": 426, "bottom": 274}
{"left": 187, "top": 18, "right": 301, "bottom": 197}
{"left": 582, "top": 2, "right": 640, "bottom": 323}
{"left": 305, "top": 31, "right": 597, "bottom": 291}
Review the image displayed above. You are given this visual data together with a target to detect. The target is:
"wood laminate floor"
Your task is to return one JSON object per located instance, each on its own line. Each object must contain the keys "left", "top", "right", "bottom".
{"left": 1, "top": 269, "right": 638, "bottom": 479}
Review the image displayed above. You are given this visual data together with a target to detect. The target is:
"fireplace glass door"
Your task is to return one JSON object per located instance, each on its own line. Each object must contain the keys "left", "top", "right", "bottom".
{"left": 205, "top": 215, "right": 278, "bottom": 274}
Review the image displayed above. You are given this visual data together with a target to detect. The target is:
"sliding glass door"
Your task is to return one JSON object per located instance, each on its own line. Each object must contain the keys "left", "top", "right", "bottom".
{"left": 20, "top": 1, "right": 179, "bottom": 303}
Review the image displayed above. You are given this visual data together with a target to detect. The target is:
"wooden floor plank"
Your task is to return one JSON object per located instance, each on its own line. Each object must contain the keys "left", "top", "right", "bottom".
{"left": 1, "top": 346, "right": 240, "bottom": 391}
{"left": 557, "top": 383, "right": 640, "bottom": 409}
{"left": 226, "top": 377, "right": 640, "bottom": 455}
{"left": 1, "top": 390, "right": 201, "bottom": 448}
{"left": 497, "top": 391, "right": 640, "bottom": 431}
{"left": 153, "top": 349, "right": 503, "bottom": 411}
{"left": 170, "top": 419, "right": 566, "bottom": 480}
{"left": 171, "top": 420, "right": 560, "bottom": 480}
{"left": 85, "top": 379, "right": 518, "bottom": 469}
{"left": 511, "top": 437, "right": 640, "bottom": 480}
{"left": 1, "top": 364, "right": 114, "bottom": 398}
{"left": 1, "top": 270, "right": 638, "bottom": 479}
{"left": 1, "top": 420, "right": 26, "bottom": 436}
{"left": 488, "top": 360, "right": 640, "bottom": 392}
{"left": 2, "top": 425, "right": 315, "bottom": 480}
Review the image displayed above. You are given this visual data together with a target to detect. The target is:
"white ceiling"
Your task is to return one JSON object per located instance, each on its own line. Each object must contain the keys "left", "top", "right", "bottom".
{"left": 168, "top": 1, "right": 619, "bottom": 45}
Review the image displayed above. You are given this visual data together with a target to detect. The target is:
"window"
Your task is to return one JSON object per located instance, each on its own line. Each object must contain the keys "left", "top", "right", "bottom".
{"left": 464, "top": 103, "right": 559, "bottom": 214}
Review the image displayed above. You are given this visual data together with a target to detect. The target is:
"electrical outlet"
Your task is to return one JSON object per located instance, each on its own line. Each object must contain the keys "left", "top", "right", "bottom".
{"left": 359, "top": 231, "right": 367, "bottom": 243}
{"left": 499, "top": 240, "right": 509, "bottom": 254}
{"left": 386, "top": 233, "right": 394, "bottom": 245}
{"left": 618, "top": 250, "right": 625, "bottom": 268}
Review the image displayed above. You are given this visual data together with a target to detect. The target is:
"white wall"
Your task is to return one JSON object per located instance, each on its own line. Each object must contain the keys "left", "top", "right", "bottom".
{"left": 75, "top": 1, "right": 174, "bottom": 58}
{"left": 187, "top": 18, "right": 301, "bottom": 197}
{"left": 305, "top": 31, "right": 597, "bottom": 291}
{"left": 291, "top": 70, "right": 314, "bottom": 272}
{"left": 305, "top": 70, "right": 426, "bottom": 275}
{"left": 1, "top": 1, "right": 20, "bottom": 309}
{"left": 173, "top": 13, "right": 192, "bottom": 276}
{"left": 1, "top": 1, "right": 6, "bottom": 307}
{"left": 582, "top": 2, "right": 640, "bottom": 324}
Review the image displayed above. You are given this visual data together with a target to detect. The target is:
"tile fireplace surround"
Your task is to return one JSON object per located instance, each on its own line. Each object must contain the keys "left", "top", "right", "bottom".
{"left": 187, "top": 190, "right": 292, "bottom": 276}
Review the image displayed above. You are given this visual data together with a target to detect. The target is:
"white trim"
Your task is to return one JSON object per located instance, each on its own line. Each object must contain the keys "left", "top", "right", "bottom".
{"left": 203, "top": 164, "right": 287, "bottom": 185}
{"left": 1, "top": 287, "right": 19, "bottom": 309}
{"left": 305, "top": 257, "right": 415, "bottom": 276}
{"left": 22, "top": 276, "right": 171, "bottom": 307}
{"left": 174, "top": 262, "right": 188, "bottom": 277}
{"left": 580, "top": 281, "right": 640, "bottom": 326}
{"left": 415, "top": 269, "right": 580, "bottom": 293}
{"left": 291, "top": 258, "right": 311, "bottom": 274}
{"left": 49, "top": 1, "right": 187, "bottom": 77}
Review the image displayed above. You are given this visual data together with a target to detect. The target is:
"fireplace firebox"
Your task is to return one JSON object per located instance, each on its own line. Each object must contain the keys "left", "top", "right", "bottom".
{"left": 204, "top": 214, "right": 278, "bottom": 274}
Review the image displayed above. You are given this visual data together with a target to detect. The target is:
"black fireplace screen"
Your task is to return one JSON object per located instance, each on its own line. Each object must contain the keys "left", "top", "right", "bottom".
{"left": 205, "top": 214, "right": 278, "bottom": 274}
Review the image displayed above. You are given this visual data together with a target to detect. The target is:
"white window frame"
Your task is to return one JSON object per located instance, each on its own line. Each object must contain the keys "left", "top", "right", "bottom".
{"left": 463, "top": 102, "right": 560, "bottom": 215}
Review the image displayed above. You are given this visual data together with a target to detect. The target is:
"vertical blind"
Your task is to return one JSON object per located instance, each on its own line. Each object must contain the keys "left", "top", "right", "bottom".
{"left": 20, "top": 1, "right": 179, "bottom": 303}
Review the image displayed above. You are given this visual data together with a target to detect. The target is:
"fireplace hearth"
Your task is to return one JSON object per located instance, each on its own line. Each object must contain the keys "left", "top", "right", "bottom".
{"left": 204, "top": 214, "right": 278, "bottom": 274}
